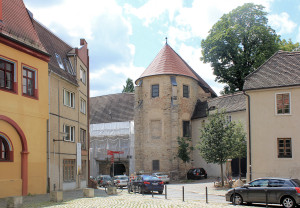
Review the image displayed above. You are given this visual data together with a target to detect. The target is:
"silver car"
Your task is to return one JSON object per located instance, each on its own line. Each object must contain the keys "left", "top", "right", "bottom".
{"left": 113, "top": 175, "right": 129, "bottom": 188}
{"left": 226, "top": 178, "right": 300, "bottom": 208}
{"left": 152, "top": 172, "right": 170, "bottom": 184}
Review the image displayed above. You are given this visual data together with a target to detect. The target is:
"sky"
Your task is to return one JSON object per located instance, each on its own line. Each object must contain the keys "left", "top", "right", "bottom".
{"left": 23, "top": 0, "right": 300, "bottom": 97}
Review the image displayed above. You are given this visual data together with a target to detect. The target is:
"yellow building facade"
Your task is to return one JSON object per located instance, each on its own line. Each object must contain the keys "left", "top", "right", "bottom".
{"left": 0, "top": 0, "right": 50, "bottom": 198}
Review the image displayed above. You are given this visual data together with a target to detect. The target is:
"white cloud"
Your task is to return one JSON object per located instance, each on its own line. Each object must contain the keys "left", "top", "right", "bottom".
{"left": 268, "top": 12, "right": 297, "bottom": 36}
{"left": 124, "top": 0, "right": 183, "bottom": 26}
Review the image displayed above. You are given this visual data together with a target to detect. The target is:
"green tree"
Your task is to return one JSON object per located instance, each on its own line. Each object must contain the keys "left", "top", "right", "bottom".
{"left": 201, "top": 3, "right": 280, "bottom": 93}
{"left": 279, "top": 38, "right": 300, "bottom": 52}
{"left": 197, "top": 111, "right": 236, "bottom": 186}
{"left": 122, "top": 78, "right": 134, "bottom": 93}
{"left": 177, "top": 137, "right": 193, "bottom": 179}
{"left": 231, "top": 122, "right": 247, "bottom": 180}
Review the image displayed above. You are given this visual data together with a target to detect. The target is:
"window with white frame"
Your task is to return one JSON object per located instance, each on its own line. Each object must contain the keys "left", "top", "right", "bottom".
{"left": 80, "top": 98, "right": 86, "bottom": 114}
{"left": 80, "top": 67, "right": 86, "bottom": 84}
{"left": 63, "top": 89, "right": 75, "bottom": 108}
{"left": 276, "top": 93, "right": 290, "bottom": 114}
{"left": 63, "top": 125, "right": 75, "bottom": 142}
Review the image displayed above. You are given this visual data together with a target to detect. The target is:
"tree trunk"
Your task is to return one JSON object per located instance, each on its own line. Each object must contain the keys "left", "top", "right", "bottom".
{"left": 239, "top": 157, "right": 241, "bottom": 180}
{"left": 185, "top": 162, "right": 187, "bottom": 180}
{"left": 220, "top": 163, "right": 224, "bottom": 187}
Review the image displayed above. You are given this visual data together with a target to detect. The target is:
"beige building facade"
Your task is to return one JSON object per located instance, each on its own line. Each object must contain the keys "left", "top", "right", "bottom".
{"left": 244, "top": 51, "right": 300, "bottom": 181}
{"left": 191, "top": 92, "right": 246, "bottom": 177}
{"left": 33, "top": 20, "right": 89, "bottom": 191}
{"left": 134, "top": 44, "right": 216, "bottom": 177}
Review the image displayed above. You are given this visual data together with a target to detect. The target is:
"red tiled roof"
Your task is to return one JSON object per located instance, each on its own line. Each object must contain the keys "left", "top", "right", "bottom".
{"left": 137, "top": 44, "right": 216, "bottom": 97}
{"left": 0, "top": 0, "right": 47, "bottom": 53}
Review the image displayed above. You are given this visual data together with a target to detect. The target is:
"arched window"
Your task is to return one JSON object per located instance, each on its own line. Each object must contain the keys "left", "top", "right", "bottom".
{"left": 0, "top": 135, "right": 13, "bottom": 161}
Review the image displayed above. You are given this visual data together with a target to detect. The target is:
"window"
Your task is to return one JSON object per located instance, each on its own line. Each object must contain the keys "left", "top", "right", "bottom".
{"left": 226, "top": 115, "right": 232, "bottom": 123}
{"left": 80, "top": 98, "right": 86, "bottom": 114}
{"left": 80, "top": 128, "right": 86, "bottom": 150}
{"left": 22, "top": 67, "right": 36, "bottom": 97}
{"left": 278, "top": 138, "right": 292, "bottom": 158}
{"left": 64, "top": 58, "right": 74, "bottom": 75}
{"left": 63, "top": 125, "right": 75, "bottom": 142}
{"left": 55, "top": 53, "right": 64, "bottom": 69}
{"left": 80, "top": 160, "right": 86, "bottom": 180}
{"left": 0, "top": 136, "right": 12, "bottom": 161}
{"left": 152, "top": 160, "right": 159, "bottom": 171}
{"left": 276, "top": 93, "right": 290, "bottom": 114}
{"left": 152, "top": 84, "right": 159, "bottom": 98}
{"left": 183, "top": 85, "right": 189, "bottom": 98}
{"left": 183, "top": 121, "right": 190, "bottom": 137}
{"left": 63, "top": 89, "right": 75, "bottom": 108}
{"left": 0, "top": 59, "right": 14, "bottom": 91}
{"left": 249, "top": 179, "right": 269, "bottom": 187}
{"left": 63, "top": 159, "right": 75, "bottom": 182}
{"left": 80, "top": 67, "right": 86, "bottom": 84}
{"left": 170, "top": 76, "right": 177, "bottom": 86}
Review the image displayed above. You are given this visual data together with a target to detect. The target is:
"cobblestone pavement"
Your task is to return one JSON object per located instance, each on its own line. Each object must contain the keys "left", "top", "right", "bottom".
{"left": 0, "top": 179, "right": 280, "bottom": 207}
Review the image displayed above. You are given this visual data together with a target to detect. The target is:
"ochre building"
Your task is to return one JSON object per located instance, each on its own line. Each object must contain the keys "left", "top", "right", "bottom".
{"left": 0, "top": 0, "right": 50, "bottom": 197}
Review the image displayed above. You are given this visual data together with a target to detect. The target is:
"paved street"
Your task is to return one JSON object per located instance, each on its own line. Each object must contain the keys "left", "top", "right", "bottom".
{"left": 0, "top": 179, "right": 282, "bottom": 207}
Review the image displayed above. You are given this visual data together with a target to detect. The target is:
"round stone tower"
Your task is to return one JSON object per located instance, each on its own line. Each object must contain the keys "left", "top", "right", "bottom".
{"left": 134, "top": 43, "right": 216, "bottom": 178}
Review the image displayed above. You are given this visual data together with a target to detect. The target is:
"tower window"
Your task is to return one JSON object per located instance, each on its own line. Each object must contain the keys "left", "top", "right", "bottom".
{"left": 152, "top": 84, "right": 159, "bottom": 98}
{"left": 183, "top": 85, "right": 189, "bottom": 98}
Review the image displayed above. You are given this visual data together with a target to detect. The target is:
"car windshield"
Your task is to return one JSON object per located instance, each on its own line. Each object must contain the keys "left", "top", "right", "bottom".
{"left": 143, "top": 176, "right": 159, "bottom": 181}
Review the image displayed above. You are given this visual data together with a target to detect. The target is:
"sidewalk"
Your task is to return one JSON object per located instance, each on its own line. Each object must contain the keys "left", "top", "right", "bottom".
{"left": 0, "top": 180, "right": 240, "bottom": 208}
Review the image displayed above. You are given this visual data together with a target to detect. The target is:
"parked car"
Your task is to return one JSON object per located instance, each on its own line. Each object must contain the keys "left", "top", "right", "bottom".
{"left": 129, "top": 175, "right": 164, "bottom": 194}
{"left": 152, "top": 172, "right": 170, "bottom": 184}
{"left": 113, "top": 175, "right": 129, "bottom": 188}
{"left": 225, "top": 178, "right": 300, "bottom": 208}
{"left": 187, "top": 168, "right": 207, "bottom": 180}
{"left": 96, "top": 175, "right": 112, "bottom": 187}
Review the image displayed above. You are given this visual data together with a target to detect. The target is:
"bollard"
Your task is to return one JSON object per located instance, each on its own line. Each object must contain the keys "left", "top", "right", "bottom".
{"left": 233, "top": 188, "right": 236, "bottom": 205}
{"left": 205, "top": 186, "right": 208, "bottom": 204}
{"left": 152, "top": 184, "right": 154, "bottom": 198}
{"left": 182, "top": 186, "right": 185, "bottom": 202}
{"left": 165, "top": 184, "right": 167, "bottom": 200}
{"left": 134, "top": 185, "right": 136, "bottom": 194}
{"left": 265, "top": 189, "right": 268, "bottom": 207}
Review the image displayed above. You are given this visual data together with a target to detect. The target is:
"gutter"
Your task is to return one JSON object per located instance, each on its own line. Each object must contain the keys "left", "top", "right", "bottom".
{"left": 243, "top": 91, "right": 252, "bottom": 181}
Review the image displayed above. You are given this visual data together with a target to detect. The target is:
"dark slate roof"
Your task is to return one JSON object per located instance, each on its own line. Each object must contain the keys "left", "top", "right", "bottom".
{"left": 191, "top": 92, "right": 246, "bottom": 120}
{"left": 244, "top": 51, "right": 300, "bottom": 91}
{"left": 137, "top": 44, "right": 217, "bottom": 97}
{"left": 32, "top": 19, "right": 78, "bottom": 86}
{"left": 90, "top": 93, "right": 135, "bottom": 124}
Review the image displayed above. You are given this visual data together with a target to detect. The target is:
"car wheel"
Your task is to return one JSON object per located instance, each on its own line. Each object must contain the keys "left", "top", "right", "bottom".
{"left": 282, "top": 196, "right": 295, "bottom": 208}
{"left": 158, "top": 191, "right": 163, "bottom": 194}
{"left": 231, "top": 194, "right": 243, "bottom": 205}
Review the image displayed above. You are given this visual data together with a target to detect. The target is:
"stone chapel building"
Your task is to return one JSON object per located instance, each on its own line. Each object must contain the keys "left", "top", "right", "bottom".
{"left": 134, "top": 43, "right": 217, "bottom": 177}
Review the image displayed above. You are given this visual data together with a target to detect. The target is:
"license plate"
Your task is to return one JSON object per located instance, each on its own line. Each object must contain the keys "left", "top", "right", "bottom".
{"left": 152, "top": 183, "right": 158, "bottom": 185}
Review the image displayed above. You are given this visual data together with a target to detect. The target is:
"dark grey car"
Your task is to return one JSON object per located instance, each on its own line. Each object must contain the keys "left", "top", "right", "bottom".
{"left": 226, "top": 178, "right": 300, "bottom": 208}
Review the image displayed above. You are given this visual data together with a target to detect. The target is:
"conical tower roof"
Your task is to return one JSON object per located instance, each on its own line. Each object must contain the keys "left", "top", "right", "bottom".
{"left": 136, "top": 44, "right": 217, "bottom": 97}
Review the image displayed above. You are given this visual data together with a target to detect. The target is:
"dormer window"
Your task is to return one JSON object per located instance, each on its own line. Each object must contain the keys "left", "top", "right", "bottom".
{"left": 64, "top": 58, "right": 73, "bottom": 74}
{"left": 55, "top": 53, "right": 64, "bottom": 70}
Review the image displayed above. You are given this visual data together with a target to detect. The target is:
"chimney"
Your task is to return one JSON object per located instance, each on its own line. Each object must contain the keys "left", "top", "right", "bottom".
{"left": 80, "top": 38, "right": 87, "bottom": 46}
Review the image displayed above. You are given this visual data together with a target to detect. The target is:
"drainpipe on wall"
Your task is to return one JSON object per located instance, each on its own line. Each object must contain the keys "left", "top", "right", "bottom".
{"left": 243, "top": 91, "right": 252, "bottom": 181}
{"left": 48, "top": 70, "right": 51, "bottom": 193}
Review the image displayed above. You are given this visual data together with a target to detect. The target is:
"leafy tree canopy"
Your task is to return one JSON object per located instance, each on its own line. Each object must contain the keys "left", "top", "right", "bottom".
{"left": 177, "top": 137, "right": 193, "bottom": 163}
{"left": 279, "top": 38, "right": 300, "bottom": 52}
{"left": 201, "top": 3, "right": 281, "bottom": 93}
{"left": 122, "top": 78, "right": 134, "bottom": 93}
{"left": 197, "top": 110, "right": 246, "bottom": 186}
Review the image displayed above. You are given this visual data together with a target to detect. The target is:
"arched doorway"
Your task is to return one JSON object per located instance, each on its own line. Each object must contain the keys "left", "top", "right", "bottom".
{"left": 110, "top": 163, "right": 126, "bottom": 176}
{"left": 0, "top": 115, "right": 28, "bottom": 196}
